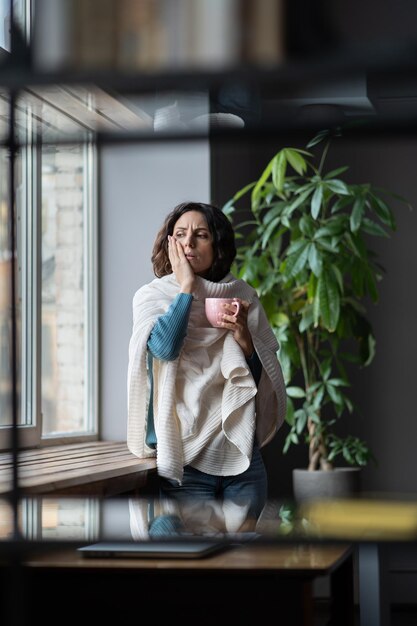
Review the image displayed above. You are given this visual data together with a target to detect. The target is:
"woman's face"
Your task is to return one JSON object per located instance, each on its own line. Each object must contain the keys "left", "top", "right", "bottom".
{"left": 172, "top": 210, "right": 214, "bottom": 277}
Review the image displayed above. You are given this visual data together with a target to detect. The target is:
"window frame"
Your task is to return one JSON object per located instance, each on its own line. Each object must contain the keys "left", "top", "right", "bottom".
{"left": 39, "top": 140, "right": 99, "bottom": 446}
{"left": 0, "top": 126, "right": 99, "bottom": 451}
{"left": 0, "top": 0, "right": 99, "bottom": 451}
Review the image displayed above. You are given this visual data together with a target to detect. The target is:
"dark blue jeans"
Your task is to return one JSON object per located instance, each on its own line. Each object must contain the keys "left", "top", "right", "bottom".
{"left": 159, "top": 444, "right": 267, "bottom": 520}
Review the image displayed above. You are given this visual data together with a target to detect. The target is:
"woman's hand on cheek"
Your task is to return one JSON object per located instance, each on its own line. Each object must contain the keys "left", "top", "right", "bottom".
{"left": 168, "top": 235, "right": 195, "bottom": 294}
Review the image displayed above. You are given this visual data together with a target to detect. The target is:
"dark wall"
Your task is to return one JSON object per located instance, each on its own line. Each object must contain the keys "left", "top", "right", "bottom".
{"left": 328, "top": 135, "right": 417, "bottom": 496}
{"left": 283, "top": 0, "right": 417, "bottom": 58}
{"left": 210, "top": 131, "right": 417, "bottom": 499}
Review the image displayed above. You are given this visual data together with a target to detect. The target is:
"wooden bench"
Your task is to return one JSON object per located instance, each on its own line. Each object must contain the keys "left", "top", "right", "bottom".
{"left": 0, "top": 441, "right": 157, "bottom": 496}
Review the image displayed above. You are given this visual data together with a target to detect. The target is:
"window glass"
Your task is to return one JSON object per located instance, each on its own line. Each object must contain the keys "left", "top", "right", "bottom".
{"left": 41, "top": 145, "right": 89, "bottom": 436}
{"left": 0, "top": 497, "right": 98, "bottom": 540}
{"left": 0, "top": 148, "right": 12, "bottom": 427}
{"left": 40, "top": 498, "right": 99, "bottom": 540}
{"left": 0, "top": 147, "right": 23, "bottom": 431}
{"left": 0, "top": 0, "right": 10, "bottom": 51}
{"left": 0, "top": 498, "right": 14, "bottom": 539}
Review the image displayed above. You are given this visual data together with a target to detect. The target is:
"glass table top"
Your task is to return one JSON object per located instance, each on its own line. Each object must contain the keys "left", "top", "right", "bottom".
{"left": 2, "top": 493, "right": 417, "bottom": 547}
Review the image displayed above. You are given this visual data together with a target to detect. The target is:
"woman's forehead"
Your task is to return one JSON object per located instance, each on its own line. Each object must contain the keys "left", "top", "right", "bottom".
{"left": 174, "top": 210, "right": 209, "bottom": 229}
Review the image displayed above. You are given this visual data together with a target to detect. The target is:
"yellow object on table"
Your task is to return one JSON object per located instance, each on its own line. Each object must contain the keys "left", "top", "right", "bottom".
{"left": 300, "top": 498, "right": 417, "bottom": 541}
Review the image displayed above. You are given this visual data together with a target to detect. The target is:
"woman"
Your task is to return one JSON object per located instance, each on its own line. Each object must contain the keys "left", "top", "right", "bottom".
{"left": 127, "top": 202, "right": 286, "bottom": 519}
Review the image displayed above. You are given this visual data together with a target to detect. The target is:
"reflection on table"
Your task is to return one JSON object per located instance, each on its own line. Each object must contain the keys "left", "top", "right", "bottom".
{"left": 2, "top": 493, "right": 417, "bottom": 545}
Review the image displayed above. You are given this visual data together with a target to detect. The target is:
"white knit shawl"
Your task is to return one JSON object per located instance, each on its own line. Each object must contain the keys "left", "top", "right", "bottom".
{"left": 127, "top": 273, "right": 286, "bottom": 483}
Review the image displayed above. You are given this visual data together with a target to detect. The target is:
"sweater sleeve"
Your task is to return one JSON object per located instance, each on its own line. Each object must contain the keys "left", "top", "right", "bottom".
{"left": 147, "top": 292, "right": 193, "bottom": 361}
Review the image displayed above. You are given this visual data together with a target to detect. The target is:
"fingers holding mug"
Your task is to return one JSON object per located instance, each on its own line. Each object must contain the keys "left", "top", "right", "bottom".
{"left": 222, "top": 298, "right": 241, "bottom": 324}
{"left": 205, "top": 297, "right": 241, "bottom": 328}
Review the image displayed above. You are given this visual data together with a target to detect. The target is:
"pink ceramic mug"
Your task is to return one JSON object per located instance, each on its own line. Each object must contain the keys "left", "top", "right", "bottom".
{"left": 205, "top": 298, "right": 240, "bottom": 328}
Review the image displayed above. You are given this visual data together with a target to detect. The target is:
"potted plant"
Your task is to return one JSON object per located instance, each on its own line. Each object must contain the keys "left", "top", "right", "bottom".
{"left": 223, "top": 130, "right": 406, "bottom": 500}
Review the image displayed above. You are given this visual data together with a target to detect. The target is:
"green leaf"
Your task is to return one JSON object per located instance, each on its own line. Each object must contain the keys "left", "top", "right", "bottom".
{"left": 364, "top": 333, "right": 376, "bottom": 367}
{"left": 344, "top": 232, "right": 361, "bottom": 257}
{"left": 311, "top": 183, "right": 323, "bottom": 219}
{"left": 261, "top": 216, "right": 281, "bottom": 249}
{"left": 326, "top": 383, "right": 343, "bottom": 405}
{"left": 290, "top": 432, "right": 299, "bottom": 444}
{"left": 306, "top": 409, "right": 321, "bottom": 425}
{"left": 264, "top": 203, "right": 285, "bottom": 225}
{"left": 233, "top": 181, "right": 256, "bottom": 202}
{"left": 311, "top": 385, "right": 325, "bottom": 409}
{"left": 323, "top": 166, "right": 349, "bottom": 179}
{"left": 306, "top": 130, "right": 330, "bottom": 148}
{"left": 283, "top": 432, "right": 294, "bottom": 453}
{"left": 345, "top": 397, "right": 354, "bottom": 413}
{"left": 370, "top": 193, "right": 396, "bottom": 230}
{"left": 286, "top": 238, "right": 309, "bottom": 256}
{"left": 361, "top": 217, "right": 390, "bottom": 238}
{"left": 307, "top": 242, "right": 323, "bottom": 277}
{"left": 222, "top": 198, "right": 235, "bottom": 217}
{"left": 271, "top": 312, "right": 290, "bottom": 326}
{"left": 251, "top": 157, "right": 274, "bottom": 209}
{"left": 316, "top": 268, "right": 340, "bottom": 331}
{"left": 299, "top": 215, "right": 315, "bottom": 237}
{"left": 365, "top": 266, "right": 379, "bottom": 303}
{"left": 327, "top": 378, "right": 349, "bottom": 387}
{"left": 307, "top": 381, "right": 322, "bottom": 394}
{"left": 234, "top": 219, "right": 259, "bottom": 230}
{"left": 331, "top": 264, "right": 344, "bottom": 294}
{"left": 331, "top": 195, "right": 354, "bottom": 214}
{"left": 284, "top": 241, "right": 310, "bottom": 279}
{"left": 272, "top": 150, "right": 287, "bottom": 193}
{"left": 350, "top": 196, "right": 365, "bottom": 232}
{"left": 295, "top": 409, "right": 307, "bottom": 434}
{"left": 313, "top": 216, "right": 346, "bottom": 238}
{"left": 320, "top": 357, "right": 332, "bottom": 380}
{"left": 343, "top": 296, "right": 365, "bottom": 315}
{"left": 299, "top": 307, "right": 314, "bottom": 332}
{"left": 285, "top": 149, "right": 309, "bottom": 176}
{"left": 285, "top": 398, "right": 295, "bottom": 426}
{"left": 307, "top": 272, "right": 317, "bottom": 301}
{"left": 313, "top": 279, "right": 321, "bottom": 327}
{"left": 324, "top": 179, "right": 351, "bottom": 195}
{"left": 350, "top": 312, "right": 376, "bottom": 366}
{"left": 286, "top": 386, "right": 306, "bottom": 398}
{"left": 286, "top": 187, "right": 314, "bottom": 214}
{"left": 343, "top": 446, "right": 354, "bottom": 464}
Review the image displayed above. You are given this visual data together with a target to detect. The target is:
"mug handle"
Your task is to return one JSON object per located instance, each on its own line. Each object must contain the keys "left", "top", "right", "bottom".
{"left": 231, "top": 299, "right": 240, "bottom": 319}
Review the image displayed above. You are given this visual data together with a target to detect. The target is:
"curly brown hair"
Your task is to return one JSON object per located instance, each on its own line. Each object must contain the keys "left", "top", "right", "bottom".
{"left": 151, "top": 202, "right": 236, "bottom": 283}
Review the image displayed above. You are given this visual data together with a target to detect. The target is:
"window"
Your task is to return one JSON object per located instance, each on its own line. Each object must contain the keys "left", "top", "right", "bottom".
{"left": 0, "top": 1, "right": 98, "bottom": 449}
{"left": 0, "top": 135, "right": 98, "bottom": 451}
{"left": 26, "top": 497, "right": 99, "bottom": 540}
{"left": 0, "top": 148, "right": 13, "bottom": 431}
{"left": 0, "top": 496, "right": 99, "bottom": 540}
{"left": 40, "top": 143, "right": 97, "bottom": 438}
